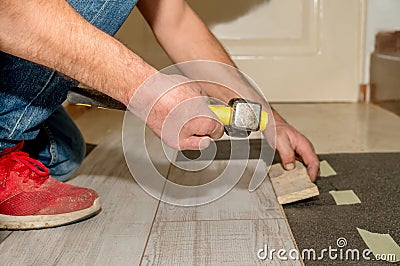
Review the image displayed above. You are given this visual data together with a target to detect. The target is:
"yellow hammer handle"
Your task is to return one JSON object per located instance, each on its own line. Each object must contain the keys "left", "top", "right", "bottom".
{"left": 208, "top": 106, "right": 232, "bottom": 125}
{"left": 208, "top": 105, "right": 268, "bottom": 131}
{"left": 259, "top": 111, "right": 268, "bottom": 131}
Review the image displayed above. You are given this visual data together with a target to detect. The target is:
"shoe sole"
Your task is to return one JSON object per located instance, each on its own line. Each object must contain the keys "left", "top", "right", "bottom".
{"left": 0, "top": 198, "right": 101, "bottom": 230}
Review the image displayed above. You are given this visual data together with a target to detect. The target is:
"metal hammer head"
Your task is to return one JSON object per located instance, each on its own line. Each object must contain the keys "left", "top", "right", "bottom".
{"left": 229, "top": 98, "right": 262, "bottom": 131}
{"left": 224, "top": 98, "right": 262, "bottom": 138}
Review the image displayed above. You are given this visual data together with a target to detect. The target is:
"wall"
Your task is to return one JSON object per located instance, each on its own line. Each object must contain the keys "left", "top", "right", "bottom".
{"left": 364, "top": 0, "right": 400, "bottom": 84}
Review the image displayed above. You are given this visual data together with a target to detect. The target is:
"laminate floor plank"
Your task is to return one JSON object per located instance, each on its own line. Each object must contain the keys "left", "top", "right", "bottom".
{"left": 0, "top": 116, "right": 299, "bottom": 265}
{"left": 156, "top": 160, "right": 282, "bottom": 222}
{"left": 143, "top": 157, "right": 302, "bottom": 265}
{"left": 142, "top": 219, "right": 301, "bottom": 266}
{"left": 0, "top": 130, "right": 166, "bottom": 266}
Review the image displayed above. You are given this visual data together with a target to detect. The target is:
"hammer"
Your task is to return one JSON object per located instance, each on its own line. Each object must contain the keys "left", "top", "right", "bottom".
{"left": 67, "top": 87, "right": 268, "bottom": 138}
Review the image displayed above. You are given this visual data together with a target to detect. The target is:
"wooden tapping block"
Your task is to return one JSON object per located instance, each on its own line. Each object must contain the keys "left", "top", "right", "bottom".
{"left": 268, "top": 161, "right": 319, "bottom": 205}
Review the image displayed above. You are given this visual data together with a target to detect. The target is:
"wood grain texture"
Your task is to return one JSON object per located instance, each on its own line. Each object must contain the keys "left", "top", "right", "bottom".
{"left": 156, "top": 160, "right": 282, "bottom": 222}
{"left": 269, "top": 161, "right": 319, "bottom": 205}
{"left": 142, "top": 219, "right": 301, "bottom": 266}
{"left": 0, "top": 124, "right": 301, "bottom": 265}
{"left": 0, "top": 132, "right": 161, "bottom": 265}
{"left": 146, "top": 157, "right": 302, "bottom": 265}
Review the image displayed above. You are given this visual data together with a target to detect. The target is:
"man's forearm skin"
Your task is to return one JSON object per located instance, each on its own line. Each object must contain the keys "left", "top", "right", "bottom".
{"left": 0, "top": 0, "right": 157, "bottom": 106}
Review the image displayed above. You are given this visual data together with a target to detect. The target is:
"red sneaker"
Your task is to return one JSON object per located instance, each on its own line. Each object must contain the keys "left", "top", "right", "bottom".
{"left": 0, "top": 142, "right": 101, "bottom": 229}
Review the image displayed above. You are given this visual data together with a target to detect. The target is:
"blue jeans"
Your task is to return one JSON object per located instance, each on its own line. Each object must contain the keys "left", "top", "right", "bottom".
{"left": 0, "top": 0, "right": 138, "bottom": 181}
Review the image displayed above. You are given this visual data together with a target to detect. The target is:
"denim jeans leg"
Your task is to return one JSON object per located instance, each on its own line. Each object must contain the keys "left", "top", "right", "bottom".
{"left": 0, "top": 55, "right": 77, "bottom": 150}
{"left": 0, "top": 0, "right": 138, "bottom": 178}
{"left": 23, "top": 106, "right": 86, "bottom": 181}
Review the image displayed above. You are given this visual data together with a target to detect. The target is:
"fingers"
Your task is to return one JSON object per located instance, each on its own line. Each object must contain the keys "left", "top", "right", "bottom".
{"left": 179, "top": 118, "right": 224, "bottom": 150}
{"left": 155, "top": 83, "right": 224, "bottom": 151}
{"left": 294, "top": 136, "right": 320, "bottom": 182}
{"left": 180, "top": 136, "right": 211, "bottom": 150}
{"left": 276, "top": 132, "right": 296, "bottom": 171}
{"left": 197, "top": 118, "right": 225, "bottom": 139}
{"left": 307, "top": 162, "right": 320, "bottom": 182}
{"left": 275, "top": 123, "right": 320, "bottom": 182}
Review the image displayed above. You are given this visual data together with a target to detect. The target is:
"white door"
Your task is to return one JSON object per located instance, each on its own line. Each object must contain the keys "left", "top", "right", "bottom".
{"left": 116, "top": 0, "right": 366, "bottom": 102}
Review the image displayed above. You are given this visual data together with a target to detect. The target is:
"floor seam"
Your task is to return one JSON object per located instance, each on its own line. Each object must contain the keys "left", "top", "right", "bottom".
{"left": 153, "top": 217, "right": 287, "bottom": 223}
{"left": 0, "top": 232, "right": 13, "bottom": 246}
{"left": 138, "top": 161, "right": 173, "bottom": 265}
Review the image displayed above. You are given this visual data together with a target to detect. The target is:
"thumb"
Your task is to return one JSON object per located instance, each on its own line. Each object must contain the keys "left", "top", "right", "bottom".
{"left": 277, "top": 134, "right": 296, "bottom": 171}
{"left": 179, "top": 136, "right": 211, "bottom": 150}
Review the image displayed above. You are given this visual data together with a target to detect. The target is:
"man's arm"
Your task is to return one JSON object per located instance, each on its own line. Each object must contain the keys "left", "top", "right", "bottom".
{"left": 0, "top": 0, "right": 155, "bottom": 105}
{"left": 0, "top": 0, "right": 224, "bottom": 150}
{"left": 137, "top": 0, "right": 235, "bottom": 102}
{"left": 138, "top": 0, "right": 320, "bottom": 180}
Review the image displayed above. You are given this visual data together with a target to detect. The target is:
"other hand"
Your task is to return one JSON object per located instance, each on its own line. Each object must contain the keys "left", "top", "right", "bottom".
{"left": 272, "top": 111, "right": 320, "bottom": 181}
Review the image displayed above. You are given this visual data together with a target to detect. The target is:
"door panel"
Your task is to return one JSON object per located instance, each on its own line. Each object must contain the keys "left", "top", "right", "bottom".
{"left": 116, "top": 0, "right": 365, "bottom": 102}
{"left": 200, "top": 0, "right": 319, "bottom": 56}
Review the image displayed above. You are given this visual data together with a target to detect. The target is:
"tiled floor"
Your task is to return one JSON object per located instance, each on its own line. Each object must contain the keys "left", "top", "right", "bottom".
{"left": 273, "top": 103, "right": 400, "bottom": 153}
{"left": 74, "top": 108, "right": 124, "bottom": 145}
{"left": 375, "top": 101, "right": 400, "bottom": 117}
{"left": 75, "top": 103, "right": 400, "bottom": 154}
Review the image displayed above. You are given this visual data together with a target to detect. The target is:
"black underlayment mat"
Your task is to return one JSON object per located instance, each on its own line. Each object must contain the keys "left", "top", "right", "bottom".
{"left": 283, "top": 153, "right": 400, "bottom": 265}
{"left": 177, "top": 139, "right": 273, "bottom": 161}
